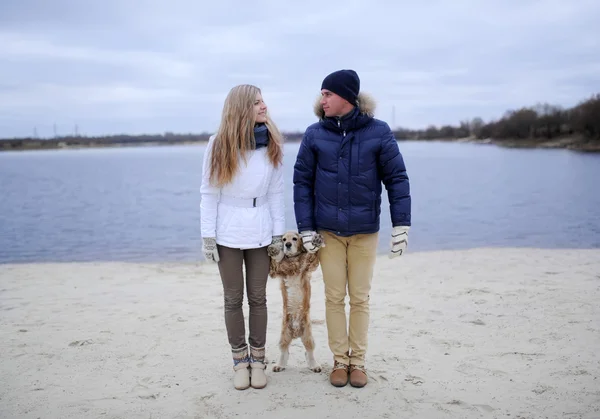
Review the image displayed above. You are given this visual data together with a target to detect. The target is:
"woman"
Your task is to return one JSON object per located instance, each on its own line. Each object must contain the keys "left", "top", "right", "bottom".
{"left": 199, "top": 84, "right": 285, "bottom": 390}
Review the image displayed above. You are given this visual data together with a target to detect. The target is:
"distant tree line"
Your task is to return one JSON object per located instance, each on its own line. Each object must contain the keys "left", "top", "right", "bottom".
{"left": 392, "top": 93, "right": 600, "bottom": 142}
{"left": 0, "top": 132, "right": 214, "bottom": 151}
{"left": 1, "top": 93, "right": 598, "bottom": 151}
{"left": 0, "top": 130, "right": 305, "bottom": 151}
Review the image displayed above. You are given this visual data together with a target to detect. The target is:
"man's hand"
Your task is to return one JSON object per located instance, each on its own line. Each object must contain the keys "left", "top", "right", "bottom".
{"left": 300, "top": 230, "right": 325, "bottom": 253}
{"left": 202, "top": 237, "right": 220, "bottom": 263}
{"left": 267, "top": 235, "right": 284, "bottom": 262}
{"left": 389, "top": 226, "right": 409, "bottom": 258}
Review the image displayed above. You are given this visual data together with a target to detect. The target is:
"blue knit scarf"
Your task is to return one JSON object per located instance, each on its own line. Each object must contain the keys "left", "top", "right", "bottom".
{"left": 254, "top": 123, "right": 269, "bottom": 149}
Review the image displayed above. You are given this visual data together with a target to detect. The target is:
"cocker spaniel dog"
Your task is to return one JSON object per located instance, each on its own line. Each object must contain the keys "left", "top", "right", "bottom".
{"left": 267, "top": 230, "right": 324, "bottom": 373}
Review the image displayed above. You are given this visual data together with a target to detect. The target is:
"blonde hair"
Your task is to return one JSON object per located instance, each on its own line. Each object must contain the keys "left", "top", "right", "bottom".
{"left": 209, "top": 84, "right": 284, "bottom": 187}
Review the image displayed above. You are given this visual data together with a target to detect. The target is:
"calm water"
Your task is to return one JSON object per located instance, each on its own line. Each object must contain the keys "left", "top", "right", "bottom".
{"left": 1, "top": 141, "right": 599, "bottom": 264}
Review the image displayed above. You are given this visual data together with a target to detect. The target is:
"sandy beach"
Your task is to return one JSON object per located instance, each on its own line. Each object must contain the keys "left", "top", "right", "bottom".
{"left": 1, "top": 247, "right": 599, "bottom": 419}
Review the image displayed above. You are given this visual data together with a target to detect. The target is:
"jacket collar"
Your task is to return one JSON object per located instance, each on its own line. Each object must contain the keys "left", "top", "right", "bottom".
{"left": 313, "top": 92, "right": 376, "bottom": 134}
{"left": 321, "top": 106, "right": 371, "bottom": 133}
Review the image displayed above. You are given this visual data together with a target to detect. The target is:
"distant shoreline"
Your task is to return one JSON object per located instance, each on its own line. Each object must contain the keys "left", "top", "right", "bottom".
{"left": 1, "top": 134, "right": 598, "bottom": 153}
{"left": 411, "top": 135, "right": 600, "bottom": 152}
{"left": 0, "top": 140, "right": 206, "bottom": 153}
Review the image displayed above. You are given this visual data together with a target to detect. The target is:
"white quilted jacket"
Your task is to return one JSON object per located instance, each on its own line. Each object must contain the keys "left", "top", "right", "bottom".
{"left": 200, "top": 135, "right": 285, "bottom": 249}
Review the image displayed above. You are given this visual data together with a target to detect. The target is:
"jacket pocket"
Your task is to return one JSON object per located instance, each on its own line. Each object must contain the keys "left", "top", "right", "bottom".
{"left": 371, "top": 191, "right": 376, "bottom": 212}
{"left": 371, "top": 191, "right": 379, "bottom": 219}
{"left": 351, "top": 136, "right": 360, "bottom": 176}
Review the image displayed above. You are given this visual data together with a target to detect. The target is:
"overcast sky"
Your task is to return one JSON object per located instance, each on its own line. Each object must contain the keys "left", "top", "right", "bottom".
{"left": 1, "top": 0, "right": 599, "bottom": 138}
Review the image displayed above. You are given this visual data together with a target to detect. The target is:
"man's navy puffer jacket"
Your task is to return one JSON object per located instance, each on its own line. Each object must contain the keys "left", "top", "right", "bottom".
{"left": 293, "top": 93, "right": 411, "bottom": 236}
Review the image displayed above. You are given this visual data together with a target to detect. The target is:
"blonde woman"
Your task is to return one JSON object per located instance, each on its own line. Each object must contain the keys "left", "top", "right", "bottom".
{"left": 200, "top": 84, "right": 285, "bottom": 390}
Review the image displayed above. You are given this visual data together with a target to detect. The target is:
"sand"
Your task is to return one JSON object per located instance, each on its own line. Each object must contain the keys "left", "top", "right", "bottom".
{"left": 1, "top": 248, "right": 599, "bottom": 419}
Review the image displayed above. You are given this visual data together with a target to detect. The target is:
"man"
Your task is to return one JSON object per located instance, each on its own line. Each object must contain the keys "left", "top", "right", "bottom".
{"left": 293, "top": 69, "right": 411, "bottom": 388}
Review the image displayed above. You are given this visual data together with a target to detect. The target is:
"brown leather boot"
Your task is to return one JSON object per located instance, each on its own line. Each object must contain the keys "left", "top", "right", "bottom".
{"left": 329, "top": 361, "right": 349, "bottom": 387}
{"left": 349, "top": 364, "right": 368, "bottom": 388}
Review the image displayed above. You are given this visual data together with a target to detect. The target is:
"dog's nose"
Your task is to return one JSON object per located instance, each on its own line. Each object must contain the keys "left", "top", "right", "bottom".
{"left": 285, "top": 242, "right": 292, "bottom": 248}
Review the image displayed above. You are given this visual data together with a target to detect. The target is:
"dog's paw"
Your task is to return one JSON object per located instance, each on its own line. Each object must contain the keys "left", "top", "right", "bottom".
{"left": 267, "top": 243, "right": 280, "bottom": 257}
{"left": 306, "top": 354, "right": 322, "bottom": 373}
{"left": 267, "top": 244, "right": 283, "bottom": 259}
{"left": 272, "top": 365, "right": 285, "bottom": 372}
{"left": 312, "top": 233, "right": 325, "bottom": 249}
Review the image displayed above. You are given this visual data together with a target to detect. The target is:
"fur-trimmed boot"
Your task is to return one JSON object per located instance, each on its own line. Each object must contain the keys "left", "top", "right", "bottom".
{"left": 249, "top": 346, "right": 267, "bottom": 389}
{"left": 232, "top": 345, "right": 250, "bottom": 390}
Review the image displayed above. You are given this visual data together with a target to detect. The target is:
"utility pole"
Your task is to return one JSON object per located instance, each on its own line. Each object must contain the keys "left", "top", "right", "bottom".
{"left": 33, "top": 127, "right": 38, "bottom": 139}
{"left": 75, "top": 124, "right": 79, "bottom": 137}
{"left": 392, "top": 106, "right": 396, "bottom": 130}
{"left": 53, "top": 123, "right": 57, "bottom": 138}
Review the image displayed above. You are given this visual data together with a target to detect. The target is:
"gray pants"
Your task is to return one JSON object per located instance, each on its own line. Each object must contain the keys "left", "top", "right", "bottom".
{"left": 217, "top": 244, "right": 270, "bottom": 350}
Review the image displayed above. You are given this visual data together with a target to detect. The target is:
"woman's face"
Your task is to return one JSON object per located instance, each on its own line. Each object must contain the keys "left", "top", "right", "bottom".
{"left": 254, "top": 92, "right": 268, "bottom": 124}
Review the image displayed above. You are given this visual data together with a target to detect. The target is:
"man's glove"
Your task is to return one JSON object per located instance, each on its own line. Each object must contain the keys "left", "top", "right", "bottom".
{"left": 300, "top": 230, "right": 324, "bottom": 253}
{"left": 202, "top": 237, "right": 220, "bottom": 262}
{"left": 267, "top": 235, "right": 284, "bottom": 262}
{"left": 389, "top": 226, "right": 409, "bottom": 258}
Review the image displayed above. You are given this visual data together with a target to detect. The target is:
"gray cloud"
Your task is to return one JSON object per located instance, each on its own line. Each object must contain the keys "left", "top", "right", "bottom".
{"left": 1, "top": 0, "right": 599, "bottom": 138}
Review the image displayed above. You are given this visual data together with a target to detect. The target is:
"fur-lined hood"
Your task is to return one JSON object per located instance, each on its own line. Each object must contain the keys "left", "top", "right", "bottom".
{"left": 313, "top": 92, "right": 377, "bottom": 120}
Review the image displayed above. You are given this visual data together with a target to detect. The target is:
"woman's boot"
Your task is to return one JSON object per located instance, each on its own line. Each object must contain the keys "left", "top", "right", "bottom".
{"left": 249, "top": 346, "right": 267, "bottom": 389}
{"left": 232, "top": 345, "right": 250, "bottom": 390}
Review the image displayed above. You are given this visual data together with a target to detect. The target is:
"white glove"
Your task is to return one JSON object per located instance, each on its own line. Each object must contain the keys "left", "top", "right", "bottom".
{"left": 202, "top": 237, "right": 220, "bottom": 262}
{"left": 389, "top": 226, "right": 409, "bottom": 258}
{"left": 300, "top": 230, "right": 324, "bottom": 253}
{"left": 267, "top": 235, "right": 284, "bottom": 262}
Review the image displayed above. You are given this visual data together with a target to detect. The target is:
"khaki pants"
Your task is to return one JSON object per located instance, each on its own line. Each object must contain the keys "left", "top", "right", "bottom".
{"left": 318, "top": 230, "right": 378, "bottom": 366}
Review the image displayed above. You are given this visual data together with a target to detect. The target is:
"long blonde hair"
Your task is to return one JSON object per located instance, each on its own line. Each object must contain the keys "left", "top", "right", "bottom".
{"left": 209, "top": 84, "right": 284, "bottom": 187}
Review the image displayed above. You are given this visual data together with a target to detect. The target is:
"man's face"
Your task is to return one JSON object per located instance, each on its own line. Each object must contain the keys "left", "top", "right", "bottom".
{"left": 320, "top": 89, "right": 351, "bottom": 117}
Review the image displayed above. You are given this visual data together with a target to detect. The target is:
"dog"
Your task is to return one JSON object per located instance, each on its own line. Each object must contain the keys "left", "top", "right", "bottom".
{"left": 267, "top": 230, "right": 324, "bottom": 373}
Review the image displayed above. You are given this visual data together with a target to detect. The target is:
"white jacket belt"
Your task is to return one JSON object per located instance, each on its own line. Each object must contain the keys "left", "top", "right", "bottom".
{"left": 200, "top": 135, "right": 285, "bottom": 249}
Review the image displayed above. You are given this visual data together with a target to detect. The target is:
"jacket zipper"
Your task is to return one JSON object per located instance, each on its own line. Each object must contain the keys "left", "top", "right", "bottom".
{"left": 337, "top": 119, "right": 347, "bottom": 137}
{"left": 338, "top": 119, "right": 348, "bottom": 234}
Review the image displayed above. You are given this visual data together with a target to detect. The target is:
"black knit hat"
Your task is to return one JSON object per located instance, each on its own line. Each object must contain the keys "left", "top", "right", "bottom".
{"left": 321, "top": 69, "right": 360, "bottom": 105}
